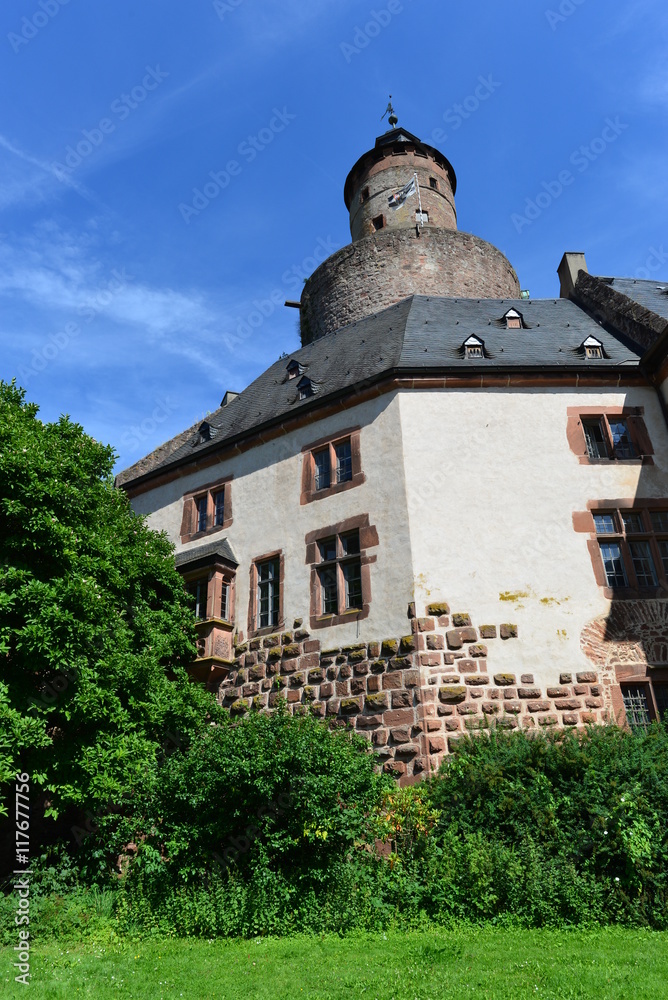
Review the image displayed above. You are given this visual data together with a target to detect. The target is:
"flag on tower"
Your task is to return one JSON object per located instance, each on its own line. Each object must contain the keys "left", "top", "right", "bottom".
{"left": 388, "top": 176, "right": 416, "bottom": 208}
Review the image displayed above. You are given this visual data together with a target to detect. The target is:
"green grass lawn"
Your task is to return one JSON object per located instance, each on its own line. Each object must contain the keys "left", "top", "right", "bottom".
{"left": 2, "top": 927, "right": 667, "bottom": 999}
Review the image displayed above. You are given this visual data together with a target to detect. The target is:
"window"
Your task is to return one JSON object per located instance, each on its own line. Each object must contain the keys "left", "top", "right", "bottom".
{"left": 188, "top": 577, "right": 209, "bottom": 620}
{"left": 301, "top": 428, "right": 364, "bottom": 504}
{"left": 622, "top": 682, "right": 668, "bottom": 730}
{"left": 248, "top": 551, "right": 283, "bottom": 635}
{"left": 463, "top": 336, "right": 485, "bottom": 359}
{"left": 567, "top": 408, "right": 652, "bottom": 465}
{"left": 257, "top": 557, "right": 280, "bottom": 629}
{"left": 372, "top": 214, "right": 384, "bottom": 231}
{"left": 585, "top": 503, "right": 668, "bottom": 595}
{"left": 180, "top": 475, "right": 233, "bottom": 542}
{"left": 306, "top": 514, "right": 378, "bottom": 628}
{"left": 503, "top": 308, "right": 524, "bottom": 330}
{"left": 297, "top": 376, "right": 315, "bottom": 399}
{"left": 582, "top": 336, "right": 604, "bottom": 359}
{"left": 214, "top": 489, "right": 226, "bottom": 527}
{"left": 360, "top": 186, "right": 370, "bottom": 203}
{"left": 429, "top": 176, "right": 438, "bottom": 189}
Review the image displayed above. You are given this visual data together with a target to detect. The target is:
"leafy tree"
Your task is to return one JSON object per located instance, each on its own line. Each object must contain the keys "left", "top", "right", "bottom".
{"left": 0, "top": 380, "right": 220, "bottom": 838}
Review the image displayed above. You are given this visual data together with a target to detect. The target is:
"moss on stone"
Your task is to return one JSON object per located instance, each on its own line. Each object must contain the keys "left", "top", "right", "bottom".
{"left": 267, "top": 647, "right": 282, "bottom": 661}
{"left": 439, "top": 686, "right": 467, "bottom": 702}
{"left": 340, "top": 697, "right": 361, "bottom": 714}
{"left": 494, "top": 673, "right": 516, "bottom": 686}
{"left": 365, "top": 693, "right": 388, "bottom": 710}
{"left": 283, "top": 643, "right": 301, "bottom": 658}
{"left": 452, "top": 614, "right": 471, "bottom": 627}
{"left": 281, "top": 632, "right": 293, "bottom": 644}
{"left": 426, "top": 602, "right": 450, "bottom": 616}
{"left": 230, "top": 698, "right": 249, "bottom": 715}
{"left": 348, "top": 650, "right": 366, "bottom": 663}
{"left": 302, "top": 686, "right": 316, "bottom": 702}
{"left": 381, "top": 639, "right": 398, "bottom": 657}
{"left": 400, "top": 635, "right": 416, "bottom": 653}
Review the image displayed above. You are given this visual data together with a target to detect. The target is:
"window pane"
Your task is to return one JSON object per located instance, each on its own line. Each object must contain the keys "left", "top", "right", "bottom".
{"left": 214, "top": 489, "right": 225, "bottom": 526}
{"left": 319, "top": 565, "right": 338, "bottom": 614}
{"left": 196, "top": 496, "right": 208, "bottom": 532}
{"left": 335, "top": 439, "right": 353, "bottom": 483}
{"left": 189, "top": 578, "right": 208, "bottom": 619}
{"left": 318, "top": 537, "right": 337, "bottom": 562}
{"left": 583, "top": 419, "right": 608, "bottom": 459}
{"left": 343, "top": 560, "right": 363, "bottom": 609}
{"left": 609, "top": 419, "right": 635, "bottom": 459}
{"left": 651, "top": 511, "right": 668, "bottom": 533}
{"left": 341, "top": 530, "right": 360, "bottom": 556}
{"left": 629, "top": 541, "right": 657, "bottom": 587}
{"left": 599, "top": 542, "right": 628, "bottom": 588}
{"left": 658, "top": 540, "right": 668, "bottom": 578}
{"left": 593, "top": 513, "right": 617, "bottom": 534}
{"left": 220, "top": 582, "right": 230, "bottom": 621}
{"left": 621, "top": 511, "right": 644, "bottom": 534}
{"left": 314, "top": 449, "right": 331, "bottom": 491}
{"left": 622, "top": 686, "right": 651, "bottom": 731}
{"left": 655, "top": 685, "right": 668, "bottom": 723}
{"left": 258, "top": 558, "right": 279, "bottom": 628}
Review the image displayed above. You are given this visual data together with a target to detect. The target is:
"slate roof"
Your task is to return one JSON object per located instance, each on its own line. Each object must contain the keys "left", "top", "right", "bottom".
{"left": 117, "top": 294, "right": 643, "bottom": 488}
{"left": 174, "top": 539, "right": 238, "bottom": 569}
{"left": 605, "top": 278, "right": 668, "bottom": 322}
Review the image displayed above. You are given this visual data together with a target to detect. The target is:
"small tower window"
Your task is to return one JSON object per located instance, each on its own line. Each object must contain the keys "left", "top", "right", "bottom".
{"left": 372, "top": 214, "right": 385, "bottom": 231}
{"left": 360, "top": 186, "right": 370, "bottom": 203}
{"left": 464, "top": 336, "right": 485, "bottom": 359}
{"left": 429, "top": 176, "right": 438, "bottom": 189}
{"left": 582, "top": 336, "right": 604, "bottom": 359}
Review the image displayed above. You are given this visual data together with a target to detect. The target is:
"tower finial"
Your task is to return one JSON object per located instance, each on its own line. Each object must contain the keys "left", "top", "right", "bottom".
{"left": 381, "top": 95, "right": 398, "bottom": 128}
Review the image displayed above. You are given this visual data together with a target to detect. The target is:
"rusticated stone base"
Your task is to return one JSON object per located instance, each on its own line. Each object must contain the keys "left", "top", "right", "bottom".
{"left": 217, "top": 601, "right": 607, "bottom": 784}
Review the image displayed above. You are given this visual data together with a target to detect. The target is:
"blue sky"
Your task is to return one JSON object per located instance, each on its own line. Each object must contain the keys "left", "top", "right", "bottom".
{"left": 1, "top": 0, "right": 666, "bottom": 471}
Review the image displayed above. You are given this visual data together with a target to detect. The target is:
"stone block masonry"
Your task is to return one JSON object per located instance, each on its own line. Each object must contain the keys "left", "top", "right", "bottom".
{"left": 217, "top": 599, "right": 610, "bottom": 785}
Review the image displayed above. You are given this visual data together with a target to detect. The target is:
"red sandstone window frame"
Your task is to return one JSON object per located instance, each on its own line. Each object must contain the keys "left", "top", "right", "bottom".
{"left": 180, "top": 475, "right": 233, "bottom": 544}
{"left": 247, "top": 549, "right": 285, "bottom": 638}
{"left": 620, "top": 679, "right": 668, "bottom": 729}
{"left": 300, "top": 427, "right": 365, "bottom": 505}
{"left": 573, "top": 499, "right": 668, "bottom": 599}
{"left": 566, "top": 406, "right": 653, "bottom": 466}
{"left": 305, "top": 514, "right": 378, "bottom": 629}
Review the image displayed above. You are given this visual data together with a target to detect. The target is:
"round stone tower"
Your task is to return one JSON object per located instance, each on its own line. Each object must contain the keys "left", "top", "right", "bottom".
{"left": 299, "top": 123, "right": 520, "bottom": 345}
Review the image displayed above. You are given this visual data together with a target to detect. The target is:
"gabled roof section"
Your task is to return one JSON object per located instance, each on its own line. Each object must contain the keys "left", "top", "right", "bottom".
{"left": 375, "top": 126, "right": 421, "bottom": 148}
{"left": 116, "top": 295, "right": 643, "bottom": 490}
{"left": 174, "top": 539, "right": 238, "bottom": 570}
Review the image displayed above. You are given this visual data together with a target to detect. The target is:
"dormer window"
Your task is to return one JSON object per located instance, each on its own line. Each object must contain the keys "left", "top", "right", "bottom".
{"left": 503, "top": 308, "right": 524, "bottom": 330}
{"left": 286, "top": 359, "right": 304, "bottom": 380}
{"left": 297, "top": 376, "right": 315, "bottom": 399}
{"left": 464, "top": 336, "right": 484, "bottom": 359}
{"left": 583, "top": 336, "right": 604, "bottom": 359}
{"left": 197, "top": 421, "right": 212, "bottom": 443}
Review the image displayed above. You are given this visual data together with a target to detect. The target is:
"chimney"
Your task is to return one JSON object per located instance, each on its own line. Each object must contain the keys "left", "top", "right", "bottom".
{"left": 557, "top": 252, "right": 588, "bottom": 299}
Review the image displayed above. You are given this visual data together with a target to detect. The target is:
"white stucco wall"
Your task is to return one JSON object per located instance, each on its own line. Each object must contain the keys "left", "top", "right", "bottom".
{"left": 398, "top": 386, "right": 668, "bottom": 688}
{"left": 130, "top": 391, "right": 415, "bottom": 646}
{"left": 129, "top": 383, "right": 668, "bottom": 678}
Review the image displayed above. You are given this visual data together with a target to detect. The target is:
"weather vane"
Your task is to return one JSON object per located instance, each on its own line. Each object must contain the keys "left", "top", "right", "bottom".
{"left": 381, "top": 95, "right": 398, "bottom": 128}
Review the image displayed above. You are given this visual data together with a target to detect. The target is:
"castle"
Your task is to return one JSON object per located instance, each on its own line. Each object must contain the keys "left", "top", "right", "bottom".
{"left": 118, "top": 119, "right": 668, "bottom": 783}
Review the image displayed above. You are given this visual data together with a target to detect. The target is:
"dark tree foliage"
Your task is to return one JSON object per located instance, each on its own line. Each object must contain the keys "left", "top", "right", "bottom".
{"left": 0, "top": 380, "right": 221, "bottom": 829}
